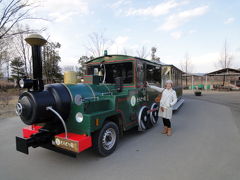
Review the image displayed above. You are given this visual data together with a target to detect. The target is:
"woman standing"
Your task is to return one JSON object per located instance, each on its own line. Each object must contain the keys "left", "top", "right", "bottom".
{"left": 147, "top": 80, "right": 177, "bottom": 136}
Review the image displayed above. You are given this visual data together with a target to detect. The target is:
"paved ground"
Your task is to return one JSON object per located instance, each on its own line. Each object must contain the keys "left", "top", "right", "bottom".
{"left": 184, "top": 90, "right": 240, "bottom": 134}
{"left": 184, "top": 90, "right": 240, "bottom": 111}
{"left": 0, "top": 91, "right": 240, "bottom": 180}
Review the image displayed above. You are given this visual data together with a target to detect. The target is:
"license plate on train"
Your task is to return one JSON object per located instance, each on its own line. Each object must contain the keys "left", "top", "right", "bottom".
{"left": 53, "top": 136, "right": 79, "bottom": 152}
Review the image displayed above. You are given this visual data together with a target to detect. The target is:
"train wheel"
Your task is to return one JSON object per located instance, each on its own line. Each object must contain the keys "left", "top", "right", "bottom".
{"left": 93, "top": 121, "right": 119, "bottom": 157}
{"left": 138, "top": 106, "right": 151, "bottom": 131}
{"left": 150, "top": 103, "right": 159, "bottom": 126}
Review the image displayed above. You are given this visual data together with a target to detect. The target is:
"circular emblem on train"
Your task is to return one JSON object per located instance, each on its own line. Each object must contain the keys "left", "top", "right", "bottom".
{"left": 16, "top": 103, "right": 23, "bottom": 116}
{"left": 130, "top": 96, "right": 136, "bottom": 107}
{"left": 55, "top": 138, "right": 61, "bottom": 146}
{"left": 74, "top": 94, "right": 83, "bottom": 106}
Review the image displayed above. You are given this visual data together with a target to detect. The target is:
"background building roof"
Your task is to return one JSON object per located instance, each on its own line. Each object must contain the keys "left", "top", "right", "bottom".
{"left": 206, "top": 68, "right": 240, "bottom": 75}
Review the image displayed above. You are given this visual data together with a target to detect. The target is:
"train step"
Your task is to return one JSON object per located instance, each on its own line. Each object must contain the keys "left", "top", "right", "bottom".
{"left": 173, "top": 98, "right": 184, "bottom": 111}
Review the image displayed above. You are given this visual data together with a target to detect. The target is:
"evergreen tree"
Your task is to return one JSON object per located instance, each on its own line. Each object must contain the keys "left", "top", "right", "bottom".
{"left": 78, "top": 56, "right": 93, "bottom": 76}
{"left": 10, "top": 57, "right": 25, "bottom": 80}
{"left": 42, "top": 42, "right": 63, "bottom": 83}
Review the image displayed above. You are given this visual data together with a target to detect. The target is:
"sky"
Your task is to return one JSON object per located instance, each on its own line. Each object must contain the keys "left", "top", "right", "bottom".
{"left": 27, "top": 0, "right": 240, "bottom": 73}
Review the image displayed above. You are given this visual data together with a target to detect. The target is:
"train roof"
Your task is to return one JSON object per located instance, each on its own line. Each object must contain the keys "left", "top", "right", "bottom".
{"left": 86, "top": 54, "right": 164, "bottom": 65}
{"left": 86, "top": 54, "right": 182, "bottom": 72}
{"left": 161, "top": 64, "right": 183, "bottom": 73}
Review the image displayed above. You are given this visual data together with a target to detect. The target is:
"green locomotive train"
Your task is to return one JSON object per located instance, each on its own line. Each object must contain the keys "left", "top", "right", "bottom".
{"left": 16, "top": 34, "right": 183, "bottom": 157}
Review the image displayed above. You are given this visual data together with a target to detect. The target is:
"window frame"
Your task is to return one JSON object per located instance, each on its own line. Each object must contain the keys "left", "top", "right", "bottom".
{"left": 86, "top": 61, "right": 135, "bottom": 85}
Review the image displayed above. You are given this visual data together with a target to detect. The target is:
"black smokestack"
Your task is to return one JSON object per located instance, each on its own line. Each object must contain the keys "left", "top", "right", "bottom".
{"left": 32, "top": 45, "right": 43, "bottom": 80}
{"left": 25, "top": 34, "right": 47, "bottom": 91}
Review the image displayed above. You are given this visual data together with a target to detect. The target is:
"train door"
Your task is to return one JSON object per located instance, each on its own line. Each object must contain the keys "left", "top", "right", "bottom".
{"left": 118, "top": 60, "right": 145, "bottom": 130}
{"left": 134, "top": 60, "right": 151, "bottom": 131}
{"left": 136, "top": 60, "right": 146, "bottom": 105}
{"left": 145, "top": 63, "right": 162, "bottom": 103}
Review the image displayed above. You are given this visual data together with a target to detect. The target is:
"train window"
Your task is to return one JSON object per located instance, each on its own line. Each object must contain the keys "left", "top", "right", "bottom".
{"left": 161, "top": 66, "right": 171, "bottom": 86}
{"left": 146, "top": 64, "right": 161, "bottom": 84}
{"left": 87, "top": 62, "right": 133, "bottom": 84}
{"left": 172, "top": 68, "right": 176, "bottom": 86}
{"left": 175, "top": 71, "right": 178, "bottom": 86}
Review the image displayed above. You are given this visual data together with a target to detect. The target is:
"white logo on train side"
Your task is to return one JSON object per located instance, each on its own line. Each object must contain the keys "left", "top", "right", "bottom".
{"left": 130, "top": 96, "right": 136, "bottom": 106}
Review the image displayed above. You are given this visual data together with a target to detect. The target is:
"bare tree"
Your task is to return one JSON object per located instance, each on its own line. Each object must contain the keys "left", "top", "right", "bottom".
{"left": 0, "top": 50, "right": 7, "bottom": 77}
{"left": 217, "top": 40, "right": 233, "bottom": 69}
{"left": 180, "top": 53, "right": 193, "bottom": 87}
{"left": 216, "top": 40, "right": 234, "bottom": 70}
{"left": 0, "top": 0, "right": 40, "bottom": 39}
{"left": 12, "top": 25, "right": 32, "bottom": 77}
{"left": 122, "top": 48, "right": 128, "bottom": 55}
{"left": 136, "top": 46, "right": 148, "bottom": 59}
{"left": 85, "top": 32, "right": 112, "bottom": 57}
{"left": 216, "top": 40, "right": 234, "bottom": 86}
{"left": 0, "top": 1, "right": 46, "bottom": 78}
{"left": 3, "top": 24, "right": 46, "bottom": 78}
{"left": 122, "top": 48, "right": 135, "bottom": 56}
{"left": 0, "top": 38, "right": 10, "bottom": 78}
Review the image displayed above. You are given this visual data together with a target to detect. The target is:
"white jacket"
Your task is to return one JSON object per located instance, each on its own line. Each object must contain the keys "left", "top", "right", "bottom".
{"left": 149, "top": 85, "right": 177, "bottom": 119}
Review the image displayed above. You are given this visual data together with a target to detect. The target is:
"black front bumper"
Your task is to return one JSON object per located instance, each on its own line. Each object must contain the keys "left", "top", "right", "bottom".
{"left": 16, "top": 136, "right": 77, "bottom": 158}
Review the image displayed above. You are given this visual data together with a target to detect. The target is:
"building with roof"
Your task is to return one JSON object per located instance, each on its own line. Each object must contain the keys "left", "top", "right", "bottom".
{"left": 182, "top": 73, "right": 205, "bottom": 89}
{"left": 183, "top": 68, "right": 240, "bottom": 90}
{"left": 206, "top": 68, "right": 240, "bottom": 89}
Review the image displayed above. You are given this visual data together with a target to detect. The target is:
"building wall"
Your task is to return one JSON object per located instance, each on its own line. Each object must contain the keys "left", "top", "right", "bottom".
{"left": 207, "top": 75, "right": 240, "bottom": 86}
{"left": 183, "top": 74, "right": 240, "bottom": 89}
{"left": 182, "top": 76, "right": 204, "bottom": 87}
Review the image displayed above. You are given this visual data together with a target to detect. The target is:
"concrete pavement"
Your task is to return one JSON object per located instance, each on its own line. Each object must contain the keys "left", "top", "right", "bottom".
{"left": 183, "top": 90, "right": 240, "bottom": 111}
{"left": 184, "top": 90, "right": 240, "bottom": 134}
{"left": 0, "top": 96, "right": 240, "bottom": 180}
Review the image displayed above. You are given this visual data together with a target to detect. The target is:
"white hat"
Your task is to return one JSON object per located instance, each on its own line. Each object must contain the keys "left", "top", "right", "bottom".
{"left": 165, "top": 80, "right": 173, "bottom": 85}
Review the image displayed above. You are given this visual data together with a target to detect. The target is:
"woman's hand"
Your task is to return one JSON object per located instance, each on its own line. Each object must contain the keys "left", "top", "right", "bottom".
{"left": 146, "top": 81, "right": 149, "bottom": 87}
{"left": 160, "top": 107, "right": 165, "bottom": 112}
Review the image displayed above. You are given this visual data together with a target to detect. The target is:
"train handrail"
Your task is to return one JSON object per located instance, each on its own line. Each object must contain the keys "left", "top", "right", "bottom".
{"left": 46, "top": 106, "right": 68, "bottom": 139}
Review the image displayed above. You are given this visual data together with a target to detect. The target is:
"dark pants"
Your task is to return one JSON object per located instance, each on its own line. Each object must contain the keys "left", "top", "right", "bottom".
{"left": 162, "top": 118, "right": 171, "bottom": 128}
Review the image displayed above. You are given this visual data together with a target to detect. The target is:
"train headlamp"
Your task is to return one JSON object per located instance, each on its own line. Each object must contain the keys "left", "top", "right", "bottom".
{"left": 76, "top": 112, "right": 83, "bottom": 123}
{"left": 19, "top": 79, "right": 25, "bottom": 88}
{"left": 19, "top": 78, "right": 33, "bottom": 89}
